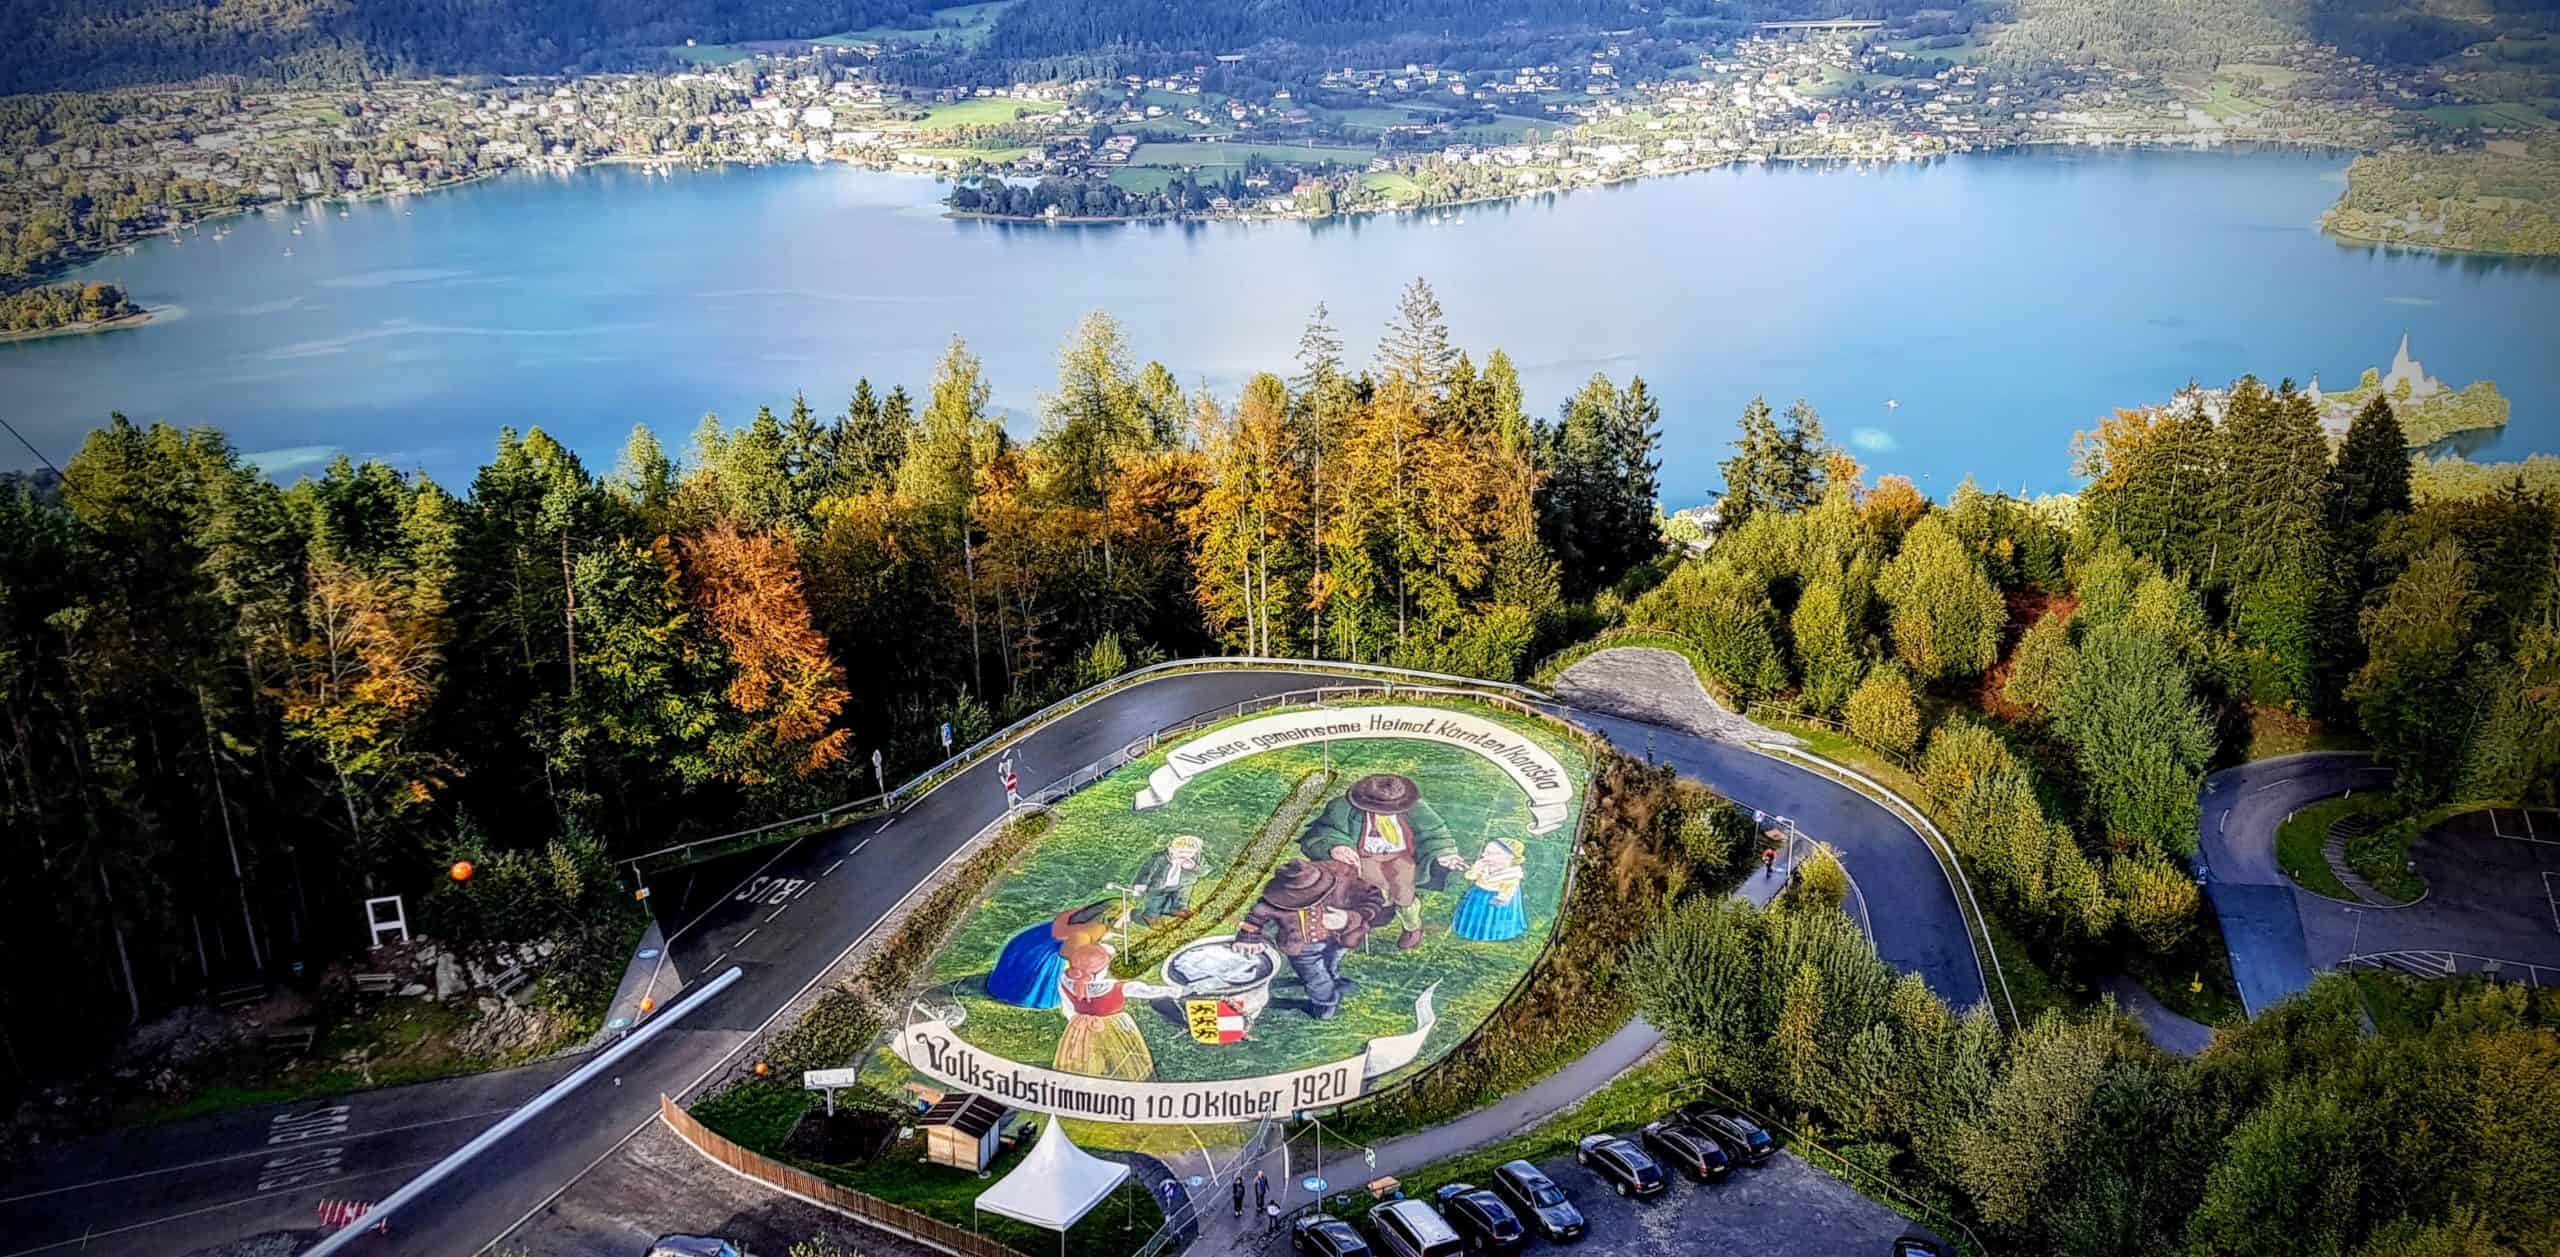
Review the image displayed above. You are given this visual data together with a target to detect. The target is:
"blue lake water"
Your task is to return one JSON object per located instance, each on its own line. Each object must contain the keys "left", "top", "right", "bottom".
{"left": 7, "top": 148, "right": 2558, "bottom": 506}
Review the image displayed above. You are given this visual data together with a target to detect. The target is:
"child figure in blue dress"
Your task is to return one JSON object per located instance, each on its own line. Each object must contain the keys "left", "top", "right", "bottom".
{"left": 1449, "top": 837, "right": 1528, "bottom": 943}
{"left": 986, "top": 901, "right": 1119, "bottom": 1008}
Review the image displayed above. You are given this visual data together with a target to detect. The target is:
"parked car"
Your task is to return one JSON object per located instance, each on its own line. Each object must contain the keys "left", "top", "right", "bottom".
{"left": 1676, "top": 1103, "right": 1777, "bottom": 1166}
{"left": 1490, "top": 1159, "right": 1585, "bottom": 1243}
{"left": 646, "top": 1239, "right": 742, "bottom": 1257}
{"left": 1639, "top": 1119, "right": 1733, "bottom": 1182}
{"left": 1369, "top": 1197, "right": 1466, "bottom": 1257}
{"left": 1432, "top": 1182, "right": 1526, "bottom": 1253}
{"left": 1574, "top": 1133, "right": 1667, "bottom": 1198}
{"left": 1891, "top": 1236, "right": 1953, "bottom": 1257}
{"left": 1292, "top": 1213, "right": 1373, "bottom": 1257}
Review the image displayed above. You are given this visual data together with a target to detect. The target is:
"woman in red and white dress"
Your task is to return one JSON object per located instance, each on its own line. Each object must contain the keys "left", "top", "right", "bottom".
{"left": 1052, "top": 942, "right": 1182, "bottom": 1081}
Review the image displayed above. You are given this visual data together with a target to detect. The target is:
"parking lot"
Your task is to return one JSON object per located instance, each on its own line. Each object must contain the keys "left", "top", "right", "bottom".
{"left": 1497, "top": 1146, "right": 1942, "bottom": 1256}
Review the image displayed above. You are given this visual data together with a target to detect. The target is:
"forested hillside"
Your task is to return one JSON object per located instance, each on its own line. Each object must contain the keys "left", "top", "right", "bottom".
{"left": 0, "top": 284, "right": 1669, "bottom": 1076}
{"left": 0, "top": 0, "right": 947, "bottom": 93}
{"left": 1990, "top": 0, "right": 2548, "bottom": 73}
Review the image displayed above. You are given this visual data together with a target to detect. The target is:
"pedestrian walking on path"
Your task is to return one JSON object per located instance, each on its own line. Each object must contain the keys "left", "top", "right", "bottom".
{"left": 1232, "top": 1175, "right": 1245, "bottom": 1218}
{"left": 1255, "top": 1169, "right": 1268, "bottom": 1212}
{"left": 1265, "top": 1201, "right": 1281, "bottom": 1233}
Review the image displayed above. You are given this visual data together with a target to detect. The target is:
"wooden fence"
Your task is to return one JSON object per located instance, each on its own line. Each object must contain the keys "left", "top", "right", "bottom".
{"left": 658, "top": 1095, "right": 1031, "bottom": 1257}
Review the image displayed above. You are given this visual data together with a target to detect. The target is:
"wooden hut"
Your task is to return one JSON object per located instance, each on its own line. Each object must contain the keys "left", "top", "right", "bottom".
{"left": 918, "top": 1091, "right": 1009, "bottom": 1171}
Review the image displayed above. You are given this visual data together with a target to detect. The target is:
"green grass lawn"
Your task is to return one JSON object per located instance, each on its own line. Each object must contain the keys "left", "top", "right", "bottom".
{"left": 1320, "top": 106, "right": 1422, "bottom": 130}
{"left": 1128, "top": 141, "right": 1372, "bottom": 168}
{"left": 917, "top": 97, "right": 1061, "bottom": 129}
{"left": 1360, "top": 171, "right": 1423, "bottom": 204}
{"left": 2204, "top": 80, "right": 2271, "bottom": 120}
{"left": 665, "top": 43, "right": 751, "bottom": 66}
{"left": 823, "top": 0, "right": 1016, "bottom": 49}
{"left": 1883, "top": 34, "right": 1989, "bottom": 64}
{"left": 1107, "top": 166, "right": 1180, "bottom": 195}
{"left": 2273, "top": 794, "right": 2390, "bottom": 901}
{"left": 693, "top": 1087, "right": 1160, "bottom": 1257}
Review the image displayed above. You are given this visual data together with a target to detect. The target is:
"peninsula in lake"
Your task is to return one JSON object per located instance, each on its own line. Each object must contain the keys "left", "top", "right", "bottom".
{"left": 2140, "top": 334, "right": 2510, "bottom": 450}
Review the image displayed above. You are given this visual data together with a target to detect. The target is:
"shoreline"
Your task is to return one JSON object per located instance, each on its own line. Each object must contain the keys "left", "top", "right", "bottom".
{"left": 33, "top": 135, "right": 2541, "bottom": 298}
{"left": 0, "top": 308, "right": 158, "bottom": 345}
{"left": 935, "top": 140, "right": 2432, "bottom": 241}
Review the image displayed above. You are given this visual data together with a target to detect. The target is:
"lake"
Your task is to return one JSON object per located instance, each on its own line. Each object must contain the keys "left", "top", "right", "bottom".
{"left": 8, "top": 148, "right": 2559, "bottom": 506}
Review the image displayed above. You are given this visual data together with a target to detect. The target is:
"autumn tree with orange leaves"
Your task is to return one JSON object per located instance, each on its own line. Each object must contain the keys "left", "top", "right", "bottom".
{"left": 679, "top": 522, "right": 852, "bottom": 785}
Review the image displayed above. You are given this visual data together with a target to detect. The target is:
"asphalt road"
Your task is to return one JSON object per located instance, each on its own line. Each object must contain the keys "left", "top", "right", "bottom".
{"left": 9, "top": 663, "right": 1988, "bottom": 1257}
{"left": 1576, "top": 712, "right": 1987, "bottom": 1012}
{"left": 0, "top": 1060, "right": 575, "bottom": 1257}
{"left": 2197, "top": 752, "right": 2395, "bottom": 1015}
{"left": 1530, "top": 1144, "right": 1946, "bottom": 1257}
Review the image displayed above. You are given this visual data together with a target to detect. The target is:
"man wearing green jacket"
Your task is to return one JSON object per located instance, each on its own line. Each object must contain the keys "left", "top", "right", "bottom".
{"left": 1297, "top": 773, "right": 1462, "bottom": 950}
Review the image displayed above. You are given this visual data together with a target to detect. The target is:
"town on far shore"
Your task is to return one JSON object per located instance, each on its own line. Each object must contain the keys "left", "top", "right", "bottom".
{"left": 8, "top": 6, "right": 2553, "bottom": 292}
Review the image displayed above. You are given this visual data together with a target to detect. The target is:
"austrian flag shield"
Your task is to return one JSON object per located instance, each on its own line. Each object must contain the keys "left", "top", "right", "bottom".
{"left": 1186, "top": 998, "right": 1246, "bottom": 1044}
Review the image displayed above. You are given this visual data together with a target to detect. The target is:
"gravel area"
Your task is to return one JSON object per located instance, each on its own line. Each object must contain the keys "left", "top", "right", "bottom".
{"left": 498, "top": 1120, "right": 943, "bottom": 1257}
{"left": 1550, "top": 648, "right": 1798, "bottom": 747}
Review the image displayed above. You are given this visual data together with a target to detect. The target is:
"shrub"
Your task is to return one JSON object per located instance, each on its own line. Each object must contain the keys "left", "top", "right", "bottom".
{"left": 1845, "top": 665, "right": 1923, "bottom": 759}
{"left": 1793, "top": 842, "right": 1850, "bottom": 912}
{"left": 1332, "top": 752, "right": 1748, "bottom": 1141}
{"left": 2111, "top": 852, "right": 2201, "bottom": 954}
{"left": 1921, "top": 720, "right": 2013, "bottom": 811}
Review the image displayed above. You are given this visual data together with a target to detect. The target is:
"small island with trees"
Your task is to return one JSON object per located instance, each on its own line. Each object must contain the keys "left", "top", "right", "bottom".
{"left": 0, "top": 282, "right": 150, "bottom": 344}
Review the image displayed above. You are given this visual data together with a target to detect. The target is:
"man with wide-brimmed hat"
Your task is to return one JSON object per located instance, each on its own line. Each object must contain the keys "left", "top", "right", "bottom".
{"left": 1233, "top": 858, "right": 1392, "bottom": 1019}
{"left": 1297, "top": 772, "right": 1460, "bottom": 950}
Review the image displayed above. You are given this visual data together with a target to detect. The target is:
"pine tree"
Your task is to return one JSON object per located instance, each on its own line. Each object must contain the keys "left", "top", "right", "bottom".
{"left": 2327, "top": 394, "right": 2412, "bottom": 538}
{"left": 2351, "top": 537, "right": 2485, "bottom": 800}
{"left": 1718, "top": 396, "right": 1832, "bottom": 525}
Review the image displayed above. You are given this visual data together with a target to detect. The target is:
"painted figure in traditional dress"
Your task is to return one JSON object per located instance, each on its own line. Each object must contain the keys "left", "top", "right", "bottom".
{"left": 985, "top": 901, "right": 1118, "bottom": 1009}
{"left": 1052, "top": 942, "right": 1182, "bottom": 1080}
{"left": 1232, "top": 858, "right": 1393, "bottom": 1020}
{"left": 1128, "top": 834, "right": 1206, "bottom": 924}
{"left": 1298, "top": 773, "right": 1461, "bottom": 950}
{"left": 1449, "top": 837, "right": 1529, "bottom": 943}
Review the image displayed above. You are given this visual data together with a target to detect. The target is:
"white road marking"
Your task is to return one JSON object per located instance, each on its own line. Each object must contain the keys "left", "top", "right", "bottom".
{"left": 707, "top": 951, "right": 730, "bottom": 971}
{"left": 0, "top": 1107, "right": 522, "bottom": 1203}
{"left": 2218, "top": 809, "right": 2230, "bottom": 835}
{"left": 820, "top": 857, "right": 846, "bottom": 878}
{"left": 767, "top": 902, "right": 791, "bottom": 923}
{"left": 852, "top": 837, "right": 872, "bottom": 856}
{"left": 2544, "top": 873, "right": 2560, "bottom": 935}
{"left": 736, "top": 928, "right": 758, "bottom": 947}
{"left": 875, "top": 815, "right": 898, "bottom": 832}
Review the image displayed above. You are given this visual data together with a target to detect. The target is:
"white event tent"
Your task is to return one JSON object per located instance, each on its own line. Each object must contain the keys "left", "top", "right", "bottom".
{"left": 972, "top": 1115, "right": 1132, "bottom": 1254}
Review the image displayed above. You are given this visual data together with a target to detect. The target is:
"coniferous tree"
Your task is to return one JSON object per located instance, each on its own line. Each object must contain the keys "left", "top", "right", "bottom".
{"left": 1718, "top": 397, "right": 1832, "bottom": 527}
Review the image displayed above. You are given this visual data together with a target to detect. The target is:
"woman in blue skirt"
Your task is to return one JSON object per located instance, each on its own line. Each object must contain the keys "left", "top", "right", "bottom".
{"left": 985, "top": 901, "right": 1119, "bottom": 1008}
{"left": 1449, "top": 838, "right": 1528, "bottom": 943}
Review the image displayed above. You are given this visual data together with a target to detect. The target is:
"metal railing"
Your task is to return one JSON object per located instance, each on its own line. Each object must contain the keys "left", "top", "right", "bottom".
{"left": 623, "top": 656, "right": 1564, "bottom": 874}
{"left": 1750, "top": 740, "right": 2020, "bottom": 1031}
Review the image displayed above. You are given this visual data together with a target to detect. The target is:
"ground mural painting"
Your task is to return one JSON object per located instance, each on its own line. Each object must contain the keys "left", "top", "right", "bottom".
{"left": 882, "top": 704, "right": 1586, "bottom": 1124}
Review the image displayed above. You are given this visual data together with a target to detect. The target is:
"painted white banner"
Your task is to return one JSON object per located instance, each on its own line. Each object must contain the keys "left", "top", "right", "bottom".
{"left": 1133, "top": 706, "right": 1574, "bottom": 833}
{"left": 892, "top": 987, "right": 1438, "bottom": 1124}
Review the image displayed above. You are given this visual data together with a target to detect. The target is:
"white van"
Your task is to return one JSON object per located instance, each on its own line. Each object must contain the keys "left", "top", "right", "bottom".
{"left": 1366, "top": 1198, "right": 1464, "bottom": 1257}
